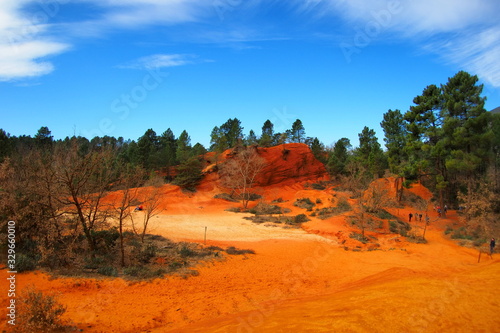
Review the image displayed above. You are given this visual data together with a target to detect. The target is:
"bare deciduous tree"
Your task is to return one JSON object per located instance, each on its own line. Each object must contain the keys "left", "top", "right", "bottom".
{"left": 53, "top": 144, "right": 118, "bottom": 256}
{"left": 131, "top": 175, "right": 164, "bottom": 242}
{"left": 363, "top": 180, "right": 391, "bottom": 213}
{"left": 220, "top": 147, "right": 266, "bottom": 209}
{"left": 458, "top": 180, "right": 496, "bottom": 234}
{"left": 113, "top": 165, "right": 144, "bottom": 266}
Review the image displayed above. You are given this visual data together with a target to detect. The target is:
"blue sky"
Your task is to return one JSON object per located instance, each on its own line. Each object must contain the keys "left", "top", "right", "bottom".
{"left": 1, "top": 0, "right": 499, "bottom": 148}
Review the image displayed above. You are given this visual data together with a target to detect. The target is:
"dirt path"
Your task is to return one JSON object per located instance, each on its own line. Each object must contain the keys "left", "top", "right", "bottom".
{"left": 2, "top": 210, "right": 498, "bottom": 333}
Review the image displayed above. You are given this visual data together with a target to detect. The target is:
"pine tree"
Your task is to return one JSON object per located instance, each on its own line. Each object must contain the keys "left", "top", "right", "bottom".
{"left": 327, "top": 138, "right": 352, "bottom": 177}
{"left": 259, "top": 120, "right": 274, "bottom": 147}
{"left": 220, "top": 118, "right": 244, "bottom": 149}
{"left": 441, "top": 71, "right": 492, "bottom": 206}
{"left": 159, "top": 128, "right": 177, "bottom": 178}
{"left": 246, "top": 130, "right": 258, "bottom": 146}
{"left": 0, "top": 129, "right": 12, "bottom": 162}
{"left": 355, "top": 127, "right": 386, "bottom": 178}
{"left": 309, "top": 137, "right": 326, "bottom": 163}
{"left": 34, "top": 126, "right": 53, "bottom": 149}
{"left": 288, "top": 119, "right": 305, "bottom": 143}
{"left": 137, "top": 129, "right": 159, "bottom": 170}
{"left": 176, "top": 130, "right": 192, "bottom": 163}
{"left": 381, "top": 109, "right": 408, "bottom": 201}
{"left": 192, "top": 143, "right": 207, "bottom": 157}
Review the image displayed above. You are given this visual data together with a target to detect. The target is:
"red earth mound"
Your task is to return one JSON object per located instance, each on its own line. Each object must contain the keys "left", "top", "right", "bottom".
{"left": 253, "top": 143, "right": 328, "bottom": 187}
{"left": 202, "top": 143, "right": 328, "bottom": 190}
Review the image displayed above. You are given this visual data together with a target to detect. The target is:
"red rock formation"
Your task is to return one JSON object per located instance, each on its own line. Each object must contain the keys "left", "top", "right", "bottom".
{"left": 247, "top": 143, "right": 328, "bottom": 186}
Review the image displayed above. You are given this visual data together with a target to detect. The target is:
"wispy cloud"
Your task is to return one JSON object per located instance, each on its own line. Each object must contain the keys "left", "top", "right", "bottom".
{"left": 74, "top": 0, "right": 212, "bottom": 28}
{"left": 315, "top": 0, "right": 500, "bottom": 87}
{"left": 319, "top": 0, "right": 496, "bottom": 35}
{"left": 426, "top": 28, "right": 500, "bottom": 88}
{"left": 0, "top": 40, "right": 69, "bottom": 81}
{"left": 118, "top": 54, "right": 206, "bottom": 70}
{"left": 0, "top": 1, "right": 70, "bottom": 81}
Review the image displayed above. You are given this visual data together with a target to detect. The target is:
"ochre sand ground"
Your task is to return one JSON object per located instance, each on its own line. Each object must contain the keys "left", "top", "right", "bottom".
{"left": 1, "top": 181, "right": 499, "bottom": 332}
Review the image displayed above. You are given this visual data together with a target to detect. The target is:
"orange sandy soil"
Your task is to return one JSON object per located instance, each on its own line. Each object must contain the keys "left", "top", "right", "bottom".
{"left": 2, "top": 173, "right": 500, "bottom": 332}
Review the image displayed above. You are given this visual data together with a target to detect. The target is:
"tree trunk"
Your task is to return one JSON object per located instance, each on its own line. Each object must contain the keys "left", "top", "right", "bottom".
{"left": 73, "top": 196, "right": 96, "bottom": 257}
{"left": 119, "top": 210, "right": 125, "bottom": 267}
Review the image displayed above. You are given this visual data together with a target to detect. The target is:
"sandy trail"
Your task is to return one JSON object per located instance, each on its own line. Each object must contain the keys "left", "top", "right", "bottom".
{"left": 2, "top": 211, "right": 498, "bottom": 333}
{"left": 146, "top": 212, "right": 332, "bottom": 243}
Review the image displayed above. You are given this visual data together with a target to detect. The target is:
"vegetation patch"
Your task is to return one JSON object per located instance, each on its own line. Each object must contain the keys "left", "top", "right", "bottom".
{"left": 401, "top": 190, "right": 428, "bottom": 210}
{"left": 16, "top": 286, "right": 73, "bottom": 333}
{"left": 225, "top": 246, "right": 255, "bottom": 255}
{"left": 294, "top": 197, "right": 316, "bottom": 210}
{"left": 374, "top": 209, "right": 397, "bottom": 220}
{"left": 244, "top": 213, "right": 310, "bottom": 226}
{"left": 248, "top": 202, "right": 290, "bottom": 215}
{"left": 406, "top": 234, "right": 428, "bottom": 244}
{"left": 311, "top": 182, "right": 326, "bottom": 190}
{"left": 446, "top": 226, "right": 486, "bottom": 247}
{"left": 349, "top": 232, "right": 369, "bottom": 243}
{"left": 21, "top": 232, "right": 224, "bottom": 281}
{"left": 311, "top": 197, "right": 351, "bottom": 219}
{"left": 389, "top": 220, "right": 411, "bottom": 237}
{"left": 214, "top": 193, "right": 239, "bottom": 202}
{"left": 214, "top": 192, "right": 262, "bottom": 203}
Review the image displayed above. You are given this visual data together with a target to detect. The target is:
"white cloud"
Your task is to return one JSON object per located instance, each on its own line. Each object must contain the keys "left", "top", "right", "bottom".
{"left": 0, "top": 40, "right": 69, "bottom": 81}
{"left": 0, "top": 1, "right": 70, "bottom": 81}
{"left": 74, "top": 0, "right": 213, "bottom": 28}
{"left": 118, "top": 54, "right": 197, "bottom": 70}
{"left": 427, "top": 28, "right": 500, "bottom": 88}
{"left": 326, "top": 0, "right": 497, "bottom": 35}
{"left": 319, "top": 0, "right": 500, "bottom": 87}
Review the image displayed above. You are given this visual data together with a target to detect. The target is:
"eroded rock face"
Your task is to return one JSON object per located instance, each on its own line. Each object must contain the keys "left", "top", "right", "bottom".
{"left": 199, "top": 143, "right": 328, "bottom": 189}
{"left": 254, "top": 143, "right": 328, "bottom": 186}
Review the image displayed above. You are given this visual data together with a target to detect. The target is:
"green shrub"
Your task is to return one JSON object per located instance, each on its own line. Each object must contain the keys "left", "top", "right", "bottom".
{"left": 336, "top": 197, "right": 351, "bottom": 211}
{"left": 214, "top": 193, "right": 239, "bottom": 202}
{"left": 97, "top": 266, "right": 118, "bottom": 277}
{"left": 250, "top": 202, "right": 286, "bottom": 215}
{"left": 138, "top": 244, "right": 157, "bottom": 264}
{"left": 473, "top": 238, "right": 486, "bottom": 247}
{"left": 92, "top": 228, "right": 119, "bottom": 246}
{"left": 349, "top": 232, "right": 368, "bottom": 243}
{"left": 206, "top": 246, "right": 224, "bottom": 252}
{"left": 292, "top": 214, "right": 310, "bottom": 224}
{"left": 389, "top": 220, "right": 411, "bottom": 236}
{"left": 294, "top": 198, "right": 315, "bottom": 210}
{"left": 451, "top": 227, "right": 473, "bottom": 240}
{"left": 225, "top": 207, "right": 242, "bottom": 213}
{"left": 226, "top": 247, "right": 255, "bottom": 255}
{"left": 15, "top": 254, "right": 38, "bottom": 273}
{"left": 375, "top": 209, "right": 395, "bottom": 220}
{"left": 444, "top": 226, "right": 453, "bottom": 235}
{"left": 17, "top": 286, "right": 67, "bottom": 333}
{"left": 168, "top": 262, "right": 183, "bottom": 270}
{"left": 124, "top": 266, "right": 165, "bottom": 279}
{"left": 313, "top": 198, "right": 351, "bottom": 220}
{"left": 83, "top": 256, "right": 106, "bottom": 270}
{"left": 311, "top": 182, "right": 326, "bottom": 190}
{"left": 179, "top": 245, "right": 197, "bottom": 258}
{"left": 235, "top": 192, "right": 262, "bottom": 201}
